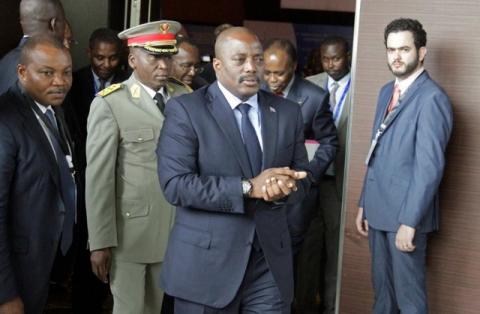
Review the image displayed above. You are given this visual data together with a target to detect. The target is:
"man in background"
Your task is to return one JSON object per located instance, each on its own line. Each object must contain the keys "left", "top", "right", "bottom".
{"left": 0, "top": 0, "right": 66, "bottom": 95}
{"left": 356, "top": 18, "right": 453, "bottom": 313}
{"left": 85, "top": 20, "right": 190, "bottom": 314}
{"left": 0, "top": 35, "right": 75, "bottom": 314}
{"left": 298, "top": 36, "right": 352, "bottom": 314}
{"left": 262, "top": 39, "right": 337, "bottom": 259}
{"left": 170, "top": 37, "right": 207, "bottom": 90}
{"left": 69, "top": 27, "right": 127, "bottom": 136}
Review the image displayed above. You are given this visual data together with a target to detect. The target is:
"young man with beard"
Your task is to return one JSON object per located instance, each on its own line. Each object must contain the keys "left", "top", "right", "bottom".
{"left": 356, "top": 18, "right": 453, "bottom": 313}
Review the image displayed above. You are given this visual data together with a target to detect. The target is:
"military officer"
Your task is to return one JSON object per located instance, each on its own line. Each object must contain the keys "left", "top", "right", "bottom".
{"left": 85, "top": 20, "right": 190, "bottom": 314}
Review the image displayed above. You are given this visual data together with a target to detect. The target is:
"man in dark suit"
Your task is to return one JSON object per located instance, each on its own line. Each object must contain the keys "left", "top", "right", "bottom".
{"left": 0, "top": 35, "right": 75, "bottom": 314}
{"left": 157, "top": 27, "right": 310, "bottom": 313}
{"left": 69, "top": 28, "right": 128, "bottom": 138}
{"left": 262, "top": 38, "right": 338, "bottom": 313}
{"left": 0, "top": 0, "right": 66, "bottom": 95}
{"left": 356, "top": 18, "right": 453, "bottom": 313}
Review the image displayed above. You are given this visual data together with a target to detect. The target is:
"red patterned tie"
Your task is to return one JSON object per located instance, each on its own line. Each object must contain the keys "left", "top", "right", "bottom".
{"left": 387, "top": 84, "right": 401, "bottom": 113}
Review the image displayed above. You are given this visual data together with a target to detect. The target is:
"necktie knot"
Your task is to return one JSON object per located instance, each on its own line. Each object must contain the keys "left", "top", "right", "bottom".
{"left": 99, "top": 79, "right": 106, "bottom": 91}
{"left": 329, "top": 81, "right": 340, "bottom": 110}
{"left": 44, "top": 108, "right": 59, "bottom": 132}
{"left": 238, "top": 103, "right": 251, "bottom": 116}
{"left": 387, "top": 84, "right": 401, "bottom": 113}
{"left": 274, "top": 91, "right": 284, "bottom": 97}
{"left": 154, "top": 92, "right": 165, "bottom": 113}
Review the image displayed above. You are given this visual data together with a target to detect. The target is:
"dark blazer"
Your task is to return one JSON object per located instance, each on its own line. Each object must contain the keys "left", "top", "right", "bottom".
{"left": 0, "top": 83, "right": 69, "bottom": 313}
{"left": 156, "top": 82, "right": 309, "bottom": 308}
{"left": 0, "top": 38, "right": 27, "bottom": 95}
{"left": 359, "top": 71, "right": 453, "bottom": 233}
{"left": 262, "top": 76, "right": 338, "bottom": 241}
{"left": 284, "top": 75, "right": 338, "bottom": 178}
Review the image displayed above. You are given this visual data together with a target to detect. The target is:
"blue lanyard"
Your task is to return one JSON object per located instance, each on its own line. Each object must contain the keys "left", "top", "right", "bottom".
{"left": 327, "top": 78, "right": 351, "bottom": 123}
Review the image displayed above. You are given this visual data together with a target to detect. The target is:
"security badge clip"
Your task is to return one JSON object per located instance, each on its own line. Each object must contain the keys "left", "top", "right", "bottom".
{"left": 365, "top": 123, "right": 386, "bottom": 166}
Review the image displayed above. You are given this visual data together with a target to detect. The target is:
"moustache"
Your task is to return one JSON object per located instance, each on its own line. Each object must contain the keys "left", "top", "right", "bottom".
{"left": 238, "top": 76, "right": 260, "bottom": 84}
{"left": 47, "top": 88, "right": 68, "bottom": 94}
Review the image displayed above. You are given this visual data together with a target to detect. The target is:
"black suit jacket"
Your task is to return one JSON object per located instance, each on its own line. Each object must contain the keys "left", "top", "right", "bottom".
{"left": 0, "top": 83, "right": 70, "bottom": 312}
{"left": 0, "top": 38, "right": 27, "bottom": 95}
{"left": 262, "top": 76, "right": 338, "bottom": 244}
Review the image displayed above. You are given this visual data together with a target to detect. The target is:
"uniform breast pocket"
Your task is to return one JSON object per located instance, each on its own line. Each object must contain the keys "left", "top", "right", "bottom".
{"left": 121, "top": 128, "right": 156, "bottom": 162}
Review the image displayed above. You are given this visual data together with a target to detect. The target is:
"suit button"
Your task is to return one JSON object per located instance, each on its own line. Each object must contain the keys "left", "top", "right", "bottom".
{"left": 125, "top": 212, "right": 131, "bottom": 217}
{"left": 138, "top": 137, "right": 143, "bottom": 142}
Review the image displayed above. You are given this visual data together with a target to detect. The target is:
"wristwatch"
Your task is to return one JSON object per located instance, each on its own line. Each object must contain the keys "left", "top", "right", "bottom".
{"left": 241, "top": 179, "right": 253, "bottom": 197}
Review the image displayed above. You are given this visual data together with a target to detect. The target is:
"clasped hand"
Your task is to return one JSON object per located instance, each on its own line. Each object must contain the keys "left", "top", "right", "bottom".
{"left": 249, "top": 167, "right": 307, "bottom": 202}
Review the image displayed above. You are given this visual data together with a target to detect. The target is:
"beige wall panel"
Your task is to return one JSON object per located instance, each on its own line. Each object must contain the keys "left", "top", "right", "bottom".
{"left": 340, "top": 0, "right": 480, "bottom": 313}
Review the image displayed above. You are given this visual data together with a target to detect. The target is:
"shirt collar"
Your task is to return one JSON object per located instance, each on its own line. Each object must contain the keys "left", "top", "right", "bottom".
{"left": 34, "top": 101, "right": 52, "bottom": 114}
{"left": 327, "top": 72, "right": 351, "bottom": 90}
{"left": 136, "top": 76, "right": 167, "bottom": 100}
{"left": 395, "top": 67, "right": 424, "bottom": 96}
{"left": 217, "top": 81, "right": 259, "bottom": 111}
{"left": 91, "top": 69, "right": 113, "bottom": 87}
{"left": 283, "top": 76, "right": 295, "bottom": 97}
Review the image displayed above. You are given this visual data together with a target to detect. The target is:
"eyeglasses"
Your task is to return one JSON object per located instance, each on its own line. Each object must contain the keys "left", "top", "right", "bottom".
{"left": 175, "top": 62, "right": 204, "bottom": 74}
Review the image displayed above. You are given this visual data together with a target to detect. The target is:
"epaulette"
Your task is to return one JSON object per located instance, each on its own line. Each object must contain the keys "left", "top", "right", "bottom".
{"left": 167, "top": 77, "right": 193, "bottom": 93}
{"left": 97, "top": 83, "right": 123, "bottom": 97}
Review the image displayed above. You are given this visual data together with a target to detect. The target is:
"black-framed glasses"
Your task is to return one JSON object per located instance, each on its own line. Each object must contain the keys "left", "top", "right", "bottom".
{"left": 175, "top": 62, "right": 204, "bottom": 74}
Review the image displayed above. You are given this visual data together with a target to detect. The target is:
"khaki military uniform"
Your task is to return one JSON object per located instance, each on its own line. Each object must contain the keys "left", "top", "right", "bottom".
{"left": 86, "top": 74, "right": 190, "bottom": 314}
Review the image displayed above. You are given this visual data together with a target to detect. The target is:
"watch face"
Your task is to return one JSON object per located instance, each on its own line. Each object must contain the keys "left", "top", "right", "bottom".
{"left": 242, "top": 180, "right": 252, "bottom": 195}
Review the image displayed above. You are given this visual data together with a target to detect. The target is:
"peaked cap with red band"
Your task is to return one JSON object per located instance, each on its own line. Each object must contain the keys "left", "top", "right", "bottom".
{"left": 118, "top": 20, "right": 181, "bottom": 54}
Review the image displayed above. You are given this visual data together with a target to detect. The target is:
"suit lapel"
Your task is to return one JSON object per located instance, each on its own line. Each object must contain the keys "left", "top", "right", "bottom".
{"left": 377, "top": 71, "right": 430, "bottom": 135}
{"left": 14, "top": 85, "right": 61, "bottom": 189}
{"left": 206, "top": 83, "right": 253, "bottom": 178}
{"left": 287, "top": 77, "right": 308, "bottom": 106}
{"left": 258, "top": 91, "right": 278, "bottom": 169}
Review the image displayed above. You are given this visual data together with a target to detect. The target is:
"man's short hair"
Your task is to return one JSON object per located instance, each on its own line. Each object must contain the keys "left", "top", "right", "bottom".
{"left": 176, "top": 36, "right": 198, "bottom": 49}
{"left": 19, "top": 34, "right": 67, "bottom": 65}
{"left": 264, "top": 38, "right": 297, "bottom": 64}
{"left": 320, "top": 35, "right": 350, "bottom": 53}
{"left": 89, "top": 28, "right": 122, "bottom": 50}
{"left": 384, "top": 18, "right": 427, "bottom": 49}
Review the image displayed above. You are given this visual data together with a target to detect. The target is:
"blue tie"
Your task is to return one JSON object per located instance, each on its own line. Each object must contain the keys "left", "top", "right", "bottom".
{"left": 237, "top": 103, "right": 262, "bottom": 176}
{"left": 45, "top": 109, "right": 76, "bottom": 255}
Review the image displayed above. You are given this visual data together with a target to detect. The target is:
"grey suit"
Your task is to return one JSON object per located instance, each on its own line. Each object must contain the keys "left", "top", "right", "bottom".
{"left": 360, "top": 70, "right": 453, "bottom": 313}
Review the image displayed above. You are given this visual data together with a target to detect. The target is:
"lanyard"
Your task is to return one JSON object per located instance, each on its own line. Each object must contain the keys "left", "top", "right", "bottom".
{"left": 364, "top": 98, "right": 404, "bottom": 166}
{"left": 327, "top": 78, "right": 351, "bottom": 123}
{"left": 30, "top": 102, "right": 70, "bottom": 156}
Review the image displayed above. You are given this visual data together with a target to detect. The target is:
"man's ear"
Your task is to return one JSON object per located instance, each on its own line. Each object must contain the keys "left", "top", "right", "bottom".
{"left": 49, "top": 18, "right": 56, "bottom": 33}
{"left": 212, "top": 57, "right": 221, "bottom": 72}
{"left": 419, "top": 47, "right": 427, "bottom": 63}
{"left": 128, "top": 52, "right": 136, "bottom": 70}
{"left": 17, "top": 64, "right": 27, "bottom": 83}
